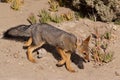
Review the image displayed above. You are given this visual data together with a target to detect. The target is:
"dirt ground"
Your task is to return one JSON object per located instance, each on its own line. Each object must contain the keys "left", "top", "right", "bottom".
{"left": 0, "top": 0, "right": 120, "bottom": 80}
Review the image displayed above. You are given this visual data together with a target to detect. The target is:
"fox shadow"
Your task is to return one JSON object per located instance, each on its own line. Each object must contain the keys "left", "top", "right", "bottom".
{"left": 37, "top": 44, "right": 85, "bottom": 69}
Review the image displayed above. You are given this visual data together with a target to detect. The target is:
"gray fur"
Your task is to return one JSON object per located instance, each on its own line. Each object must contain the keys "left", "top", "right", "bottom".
{"left": 4, "top": 23, "right": 77, "bottom": 52}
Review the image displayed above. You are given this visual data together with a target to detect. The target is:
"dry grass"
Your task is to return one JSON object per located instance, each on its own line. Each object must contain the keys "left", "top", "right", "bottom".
{"left": 48, "top": 0, "right": 59, "bottom": 12}
{"left": 27, "top": 13, "right": 37, "bottom": 24}
{"left": 91, "top": 27, "right": 114, "bottom": 65}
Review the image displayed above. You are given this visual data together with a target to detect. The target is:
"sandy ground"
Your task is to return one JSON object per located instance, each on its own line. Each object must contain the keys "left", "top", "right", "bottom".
{"left": 0, "top": 0, "right": 120, "bottom": 80}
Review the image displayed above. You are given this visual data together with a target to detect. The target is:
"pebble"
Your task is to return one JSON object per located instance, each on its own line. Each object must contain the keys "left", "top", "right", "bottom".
{"left": 0, "top": 32, "right": 3, "bottom": 38}
{"left": 38, "top": 48, "right": 47, "bottom": 57}
{"left": 13, "top": 53, "right": 19, "bottom": 58}
{"left": 115, "top": 71, "right": 120, "bottom": 76}
{"left": 109, "top": 24, "right": 118, "bottom": 31}
{"left": 18, "top": 62, "right": 24, "bottom": 65}
{"left": 112, "top": 25, "right": 118, "bottom": 31}
{"left": 34, "top": 65, "right": 44, "bottom": 72}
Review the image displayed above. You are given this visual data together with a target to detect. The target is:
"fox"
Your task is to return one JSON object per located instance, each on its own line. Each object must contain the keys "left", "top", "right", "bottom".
{"left": 4, "top": 23, "right": 90, "bottom": 72}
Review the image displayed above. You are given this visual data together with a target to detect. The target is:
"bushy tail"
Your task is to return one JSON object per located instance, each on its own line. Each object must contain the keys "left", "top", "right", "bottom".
{"left": 3, "top": 24, "right": 32, "bottom": 41}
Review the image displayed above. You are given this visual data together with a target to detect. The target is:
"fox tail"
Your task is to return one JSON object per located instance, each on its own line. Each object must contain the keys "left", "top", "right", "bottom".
{"left": 3, "top": 24, "right": 32, "bottom": 41}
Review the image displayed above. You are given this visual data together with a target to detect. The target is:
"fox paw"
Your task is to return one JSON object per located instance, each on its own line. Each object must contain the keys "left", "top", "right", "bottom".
{"left": 24, "top": 43, "right": 29, "bottom": 47}
{"left": 56, "top": 63, "right": 64, "bottom": 67}
{"left": 29, "top": 58, "right": 36, "bottom": 63}
{"left": 67, "top": 68, "right": 76, "bottom": 72}
{"left": 66, "top": 66, "right": 76, "bottom": 72}
{"left": 56, "top": 60, "right": 65, "bottom": 67}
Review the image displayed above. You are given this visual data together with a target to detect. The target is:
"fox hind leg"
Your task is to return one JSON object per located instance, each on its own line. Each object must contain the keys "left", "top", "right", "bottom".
{"left": 56, "top": 48, "right": 66, "bottom": 66}
{"left": 27, "top": 42, "right": 45, "bottom": 63}
{"left": 24, "top": 37, "right": 32, "bottom": 47}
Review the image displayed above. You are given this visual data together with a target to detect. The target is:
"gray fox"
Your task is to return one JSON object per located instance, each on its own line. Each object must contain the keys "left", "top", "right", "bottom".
{"left": 4, "top": 23, "right": 90, "bottom": 72}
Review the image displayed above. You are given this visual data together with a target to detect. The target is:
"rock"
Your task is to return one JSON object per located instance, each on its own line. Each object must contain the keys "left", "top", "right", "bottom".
{"left": 13, "top": 53, "right": 19, "bottom": 58}
{"left": 37, "top": 48, "right": 47, "bottom": 58}
{"left": 115, "top": 71, "right": 120, "bottom": 76}
{"left": 112, "top": 25, "right": 117, "bottom": 31}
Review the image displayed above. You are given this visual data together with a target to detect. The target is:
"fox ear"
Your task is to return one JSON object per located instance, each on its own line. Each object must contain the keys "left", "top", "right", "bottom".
{"left": 77, "top": 37, "right": 83, "bottom": 46}
{"left": 83, "top": 35, "right": 91, "bottom": 45}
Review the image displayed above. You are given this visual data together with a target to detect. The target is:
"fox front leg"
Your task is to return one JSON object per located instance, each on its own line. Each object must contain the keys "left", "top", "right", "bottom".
{"left": 56, "top": 47, "right": 66, "bottom": 66}
{"left": 65, "top": 52, "right": 75, "bottom": 72}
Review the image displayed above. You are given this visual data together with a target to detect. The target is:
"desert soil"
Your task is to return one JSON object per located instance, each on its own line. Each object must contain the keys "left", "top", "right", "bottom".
{"left": 0, "top": 0, "right": 120, "bottom": 80}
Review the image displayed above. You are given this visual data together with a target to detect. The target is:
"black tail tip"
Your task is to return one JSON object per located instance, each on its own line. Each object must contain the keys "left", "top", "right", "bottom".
{"left": 2, "top": 24, "right": 31, "bottom": 41}
{"left": 2, "top": 29, "right": 29, "bottom": 41}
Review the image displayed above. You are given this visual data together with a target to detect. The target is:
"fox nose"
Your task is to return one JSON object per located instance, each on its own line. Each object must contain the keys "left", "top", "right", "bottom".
{"left": 84, "top": 57, "right": 90, "bottom": 62}
{"left": 87, "top": 58, "right": 90, "bottom": 62}
{"left": 85, "top": 59, "right": 90, "bottom": 62}
{"left": 84, "top": 59, "right": 90, "bottom": 63}
{"left": 88, "top": 60, "right": 90, "bottom": 62}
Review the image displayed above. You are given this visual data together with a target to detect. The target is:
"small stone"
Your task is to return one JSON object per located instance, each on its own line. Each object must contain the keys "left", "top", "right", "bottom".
{"left": 115, "top": 71, "right": 120, "bottom": 76}
{"left": 112, "top": 25, "right": 117, "bottom": 31}
{"left": 0, "top": 32, "right": 3, "bottom": 38}
{"left": 34, "top": 65, "right": 44, "bottom": 72}
{"left": 38, "top": 48, "right": 47, "bottom": 57}
{"left": 6, "top": 60, "right": 11, "bottom": 63}
{"left": 13, "top": 53, "right": 19, "bottom": 58}
{"left": 18, "top": 62, "right": 24, "bottom": 65}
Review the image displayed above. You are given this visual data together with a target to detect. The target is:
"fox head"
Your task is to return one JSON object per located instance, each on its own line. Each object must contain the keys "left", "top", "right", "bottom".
{"left": 77, "top": 35, "right": 91, "bottom": 62}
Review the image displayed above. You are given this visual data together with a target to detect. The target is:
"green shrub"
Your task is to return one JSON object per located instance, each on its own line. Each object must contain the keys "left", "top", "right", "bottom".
{"left": 38, "top": 9, "right": 51, "bottom": 23}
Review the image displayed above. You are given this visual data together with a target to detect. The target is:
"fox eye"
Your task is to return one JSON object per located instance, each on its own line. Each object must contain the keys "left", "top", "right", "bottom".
{"left": 83, "top": 51, "right": 87, "bottom": 55}
{"left": 83, "top": 52, "right": 86, "bottom": 55}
